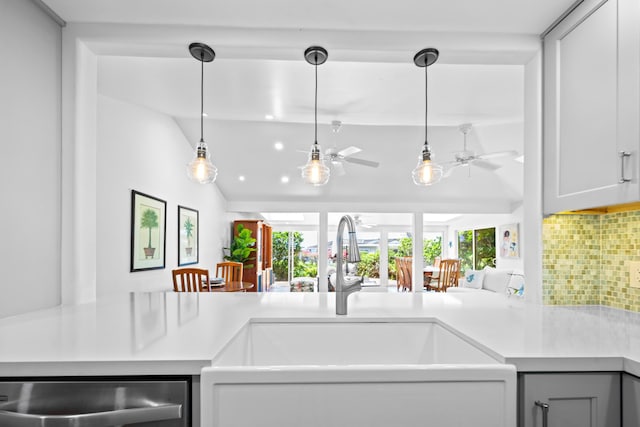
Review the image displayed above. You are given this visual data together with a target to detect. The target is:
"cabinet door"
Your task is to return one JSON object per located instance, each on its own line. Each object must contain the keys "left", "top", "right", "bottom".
{"left": 623, "top": 373, "right": 640, "bottom": 427}
{"left": 543, "top": 0, "right": 640, "bottom": 214}
{"left": 520, "top": 373, "right": 620, "bottom": 427}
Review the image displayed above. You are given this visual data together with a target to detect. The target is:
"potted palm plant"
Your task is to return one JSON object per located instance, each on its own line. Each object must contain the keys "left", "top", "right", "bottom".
{"left": 183, "top": 217, "right": 194, "bottom": 256}
{"left": 141, "top": 209, "right": 159, "bottom": 258}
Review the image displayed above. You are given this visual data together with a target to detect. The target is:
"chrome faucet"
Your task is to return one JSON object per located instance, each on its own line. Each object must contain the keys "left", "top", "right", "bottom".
{"left": 335, "top": 215, "right": 362, "bottom": 315}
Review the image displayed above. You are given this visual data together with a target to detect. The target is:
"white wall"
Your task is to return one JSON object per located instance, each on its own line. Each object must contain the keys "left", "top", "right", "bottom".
{"left": 97, "top": 95, "right": 228, "bottom": 295}
{"left": 446, "top": 206, "right": 525, "bottom": 272}
{"left": 0, "top": 0, "right": 62, "bottom": 318}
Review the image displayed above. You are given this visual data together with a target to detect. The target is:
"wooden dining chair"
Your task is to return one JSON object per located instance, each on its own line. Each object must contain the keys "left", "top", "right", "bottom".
{"left": 172, "top": 267, "right": 210, "bottom": 292}
{"left": 395, "top": 257, "right": 412, "bottom": 292}
{"left": 215, "top": 261, "right": 243, "bottom": 284}
{"left": 427, "top": 259, "right": 461, "bottom": 292}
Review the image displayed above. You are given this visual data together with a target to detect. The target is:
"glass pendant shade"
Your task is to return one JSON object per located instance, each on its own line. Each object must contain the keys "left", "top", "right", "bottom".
{"left": 187, "top": 140, "right": 218, "bottom": 184}
{"left": 301, "top": 144, "right": 330, "bottom": 186}
{"left": 412, "top": 156, "right": 443, "bottom": 186}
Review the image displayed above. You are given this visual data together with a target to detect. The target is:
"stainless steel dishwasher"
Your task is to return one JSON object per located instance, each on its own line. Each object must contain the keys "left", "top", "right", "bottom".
{"left": 0, "top": 378, "right": 189, "bottom": 426}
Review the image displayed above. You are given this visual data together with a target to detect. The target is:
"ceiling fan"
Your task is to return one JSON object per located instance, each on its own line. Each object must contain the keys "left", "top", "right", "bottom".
{"left": 443, "top": 123, "right": 517, "bottom": 177}
{"left": 353, "top": 214, "right": 376, "bottom": 229}
{"left": 324, "top": 121, "right": 380, "bottom": 176}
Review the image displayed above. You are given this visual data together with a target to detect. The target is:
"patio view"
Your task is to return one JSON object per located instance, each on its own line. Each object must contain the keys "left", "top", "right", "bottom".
{"left": 265, "top": 213, "right": 497, "bottom": 293}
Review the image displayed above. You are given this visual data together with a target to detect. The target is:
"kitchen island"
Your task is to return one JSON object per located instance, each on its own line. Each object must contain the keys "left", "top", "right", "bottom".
{"left": 0, "top": 291, "right": 638, "bottom": 376}
{"left": 1, "top": 291, "right": 639, "bottom": 426}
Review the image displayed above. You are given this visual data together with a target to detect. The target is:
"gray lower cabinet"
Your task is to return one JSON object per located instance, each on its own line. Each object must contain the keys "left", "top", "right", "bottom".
{"left": 519, "top": 373, "right": 621, "bottom": 427}
{"left": 623, "top": 373, "right": 640, "bottom": 426}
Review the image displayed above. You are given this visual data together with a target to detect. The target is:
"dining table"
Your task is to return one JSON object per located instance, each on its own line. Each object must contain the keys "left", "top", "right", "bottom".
{"left": 209, "top": 281, "right": 255, "bottom": 292}
{"left": 423, "top": 265, "right": 439, "bottom": 285}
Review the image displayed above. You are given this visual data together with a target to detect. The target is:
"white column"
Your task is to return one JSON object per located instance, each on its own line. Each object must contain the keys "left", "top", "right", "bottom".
{"left": 524, "top": 49, "right": 543, "bottom": 305}
{"left": 61, "top": 34, "right": 97, "bottom": 305}
{"left": 318, "top": 211, "right": 329, "bottom": 292}
{"left": 379, "top": 230, "right": 389, "bottom": 286}
{"left": 412, "top": 212, "right": 424, "bottom": 293}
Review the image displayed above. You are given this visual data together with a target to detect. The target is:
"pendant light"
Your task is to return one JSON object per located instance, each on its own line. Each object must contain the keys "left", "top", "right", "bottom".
{"left": 301, "top": 46, "right": 330, "bottom": 186}
{"left": 412, "top": 48, "right": 443, "bottom": 186}
{"left": 187, "top": 42, "right": 218, "bottom": 184}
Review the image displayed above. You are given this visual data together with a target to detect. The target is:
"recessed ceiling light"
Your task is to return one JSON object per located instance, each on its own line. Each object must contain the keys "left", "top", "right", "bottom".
{"left": 202, "top": 112, "right": 208, "bottom": 117}
{"left": 274, "top": 142, "right": 284, "bottom": 151}
{"left": 238, "top": 175, "right": 246, "bottom": 182}
{"left": 265, "top": 114, "right": 275, "bottom": 120}
{"left": 281, "top": 176, "right": 289, "bottom": 183}
{"left": 514, "top": 155, "right": 524, "bottom": 163}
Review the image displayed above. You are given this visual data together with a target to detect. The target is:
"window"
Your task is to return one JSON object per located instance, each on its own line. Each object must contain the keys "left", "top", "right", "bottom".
{"left": 457, "top": 228, "right": 496, "bottom": 273}
{"left": 423, "top": 232, "right": 443, "bottom": 265}
{"left": 272, "top": 230, "right": 318, "bottom": 285}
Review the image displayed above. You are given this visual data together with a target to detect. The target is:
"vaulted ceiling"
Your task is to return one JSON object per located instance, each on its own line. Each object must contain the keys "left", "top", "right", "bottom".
{"left": 43, "top": 0, "right": 576, "bottom": 213}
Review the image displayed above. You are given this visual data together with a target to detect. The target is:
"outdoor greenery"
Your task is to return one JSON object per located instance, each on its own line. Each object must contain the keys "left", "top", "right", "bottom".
{"left": 458, "top": 230, "right": 473, "bottom": 272}
{"left": 224, "top": 224, "right": 257, "bottom": 267}
{"left": 272, "top": 231, "right": 317, "bottom": 281}
{"left": 458, "top": 228, "right": 496, "bottom": 273}
{"left": 355, "top": 236, "right": 442, "bottom": 279}
{"left": 474, "top": 228, "right": 496, "bottom": 269}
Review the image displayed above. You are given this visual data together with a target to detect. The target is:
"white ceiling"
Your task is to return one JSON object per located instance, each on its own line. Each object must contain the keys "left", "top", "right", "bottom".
{"left": 42, "top": 0, "right": 577, "bottom": 213}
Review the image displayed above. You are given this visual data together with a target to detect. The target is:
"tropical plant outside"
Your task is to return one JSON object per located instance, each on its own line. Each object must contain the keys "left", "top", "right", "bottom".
{"left": 272, "top": 231, "right": 318, "bottom": 281}
{"left": 458, "top": 228, "right": 496, "bottom": 273}
{"left": 458, "top": 230, "right": 473, "bottom": 273}
{"left": 140, "top": 209, "right": 159, "bottom": 249}
{"left": 356, "top": 236, "right": 442, "bottom": 280}
{"left": 474, "top": 228, "right": 496, "bottom": 269}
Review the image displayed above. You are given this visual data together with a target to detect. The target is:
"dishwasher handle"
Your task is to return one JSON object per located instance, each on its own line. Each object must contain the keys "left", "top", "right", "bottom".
{"left": 0, "top": 403, "right": 182, "bottom": 427}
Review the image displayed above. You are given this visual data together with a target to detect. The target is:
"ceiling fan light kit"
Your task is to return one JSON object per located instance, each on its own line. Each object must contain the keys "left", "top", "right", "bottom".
{"left": 186, "top": 42, "right": 218, "bottom": 184}
{"left": 412, "top": 48, "right": 443, "bottom": 186}
{"left": 301, "top": 46, "right": 331, "bottom": 186}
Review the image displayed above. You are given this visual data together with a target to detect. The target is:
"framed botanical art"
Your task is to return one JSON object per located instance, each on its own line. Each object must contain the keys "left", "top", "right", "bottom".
{"left": 178, "top": 205, "right": 199, "bottom": 266}
{"left": 499, "top": 223, "right": 520, "bottom": 259}
{"left": 130, "top": 190, "right": 167, "bottom": 272}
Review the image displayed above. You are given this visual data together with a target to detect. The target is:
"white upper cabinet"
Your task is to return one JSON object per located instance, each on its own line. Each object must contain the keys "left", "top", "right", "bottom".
{"left": 543, "top": 0, "right": 640, "bottom": 214}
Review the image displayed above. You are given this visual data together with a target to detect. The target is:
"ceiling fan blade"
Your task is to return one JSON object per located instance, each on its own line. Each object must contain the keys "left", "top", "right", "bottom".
{"left": 443, "top": 164, "right": 461, "bottom": 177}
{"left": 472, "top": 159, "right": 501, "bottom": 171}
{"left": 337, "top": 146, "right": 362, "bottom": 157}
{"left": 332, "top": 161, "right": 346, "bottom": 176}
{"left": 476, "top": 150, "right": 518, "bottom": 160}
{"left": 343, "top": 157, "right": 380, "bottom": 168}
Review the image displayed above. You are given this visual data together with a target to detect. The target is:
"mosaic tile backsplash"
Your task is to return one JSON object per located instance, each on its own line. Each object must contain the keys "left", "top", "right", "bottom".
{"left": 543, "top": 211, "right": 640, "bottom": 312}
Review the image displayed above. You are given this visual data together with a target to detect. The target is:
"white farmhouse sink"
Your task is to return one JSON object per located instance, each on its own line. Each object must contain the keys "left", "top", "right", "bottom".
{"left": 202, "top": 318, "right": 516, "bottom": 427}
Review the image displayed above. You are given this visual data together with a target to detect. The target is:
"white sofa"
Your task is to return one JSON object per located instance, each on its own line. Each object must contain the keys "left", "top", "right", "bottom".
{"left": 447, "top": 267, "right": 524, "bottom": 297}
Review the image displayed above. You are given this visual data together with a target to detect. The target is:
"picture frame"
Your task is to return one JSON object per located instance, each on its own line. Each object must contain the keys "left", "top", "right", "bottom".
{"left": 130, "top": 190, "right": 167, "bottom": 272}
{"left": 499, "top": 223, "right": 520, "bottom": 259}
{"left": 178, "top": 205, "right": 199, "bottom": 266}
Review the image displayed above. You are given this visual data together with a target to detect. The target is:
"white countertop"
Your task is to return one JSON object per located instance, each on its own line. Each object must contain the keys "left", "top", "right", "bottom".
{"left": 1, "top": 291, "right": 639, "bottom": 377}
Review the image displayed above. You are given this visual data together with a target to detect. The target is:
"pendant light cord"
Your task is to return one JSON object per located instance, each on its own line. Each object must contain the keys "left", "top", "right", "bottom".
{"left": 200, "top": 53, "right": 204, "bottom": 143}
{"left": 424, "top": 64, "right": 428, "bottom": 147}
{"left": 314, "top": 54, "right": 318, "bottom": 145}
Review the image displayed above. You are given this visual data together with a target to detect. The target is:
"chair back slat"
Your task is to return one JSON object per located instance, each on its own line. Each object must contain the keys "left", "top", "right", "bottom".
{"left": 172, "top": 268, "right": 210, "bottom": 292}
{"left": 215, "top": 262, "right": 243, "bottom": 284}
{"left": 430, "top": 259, "right": 461, "bottom": 292}
{"left": 395, "top": 257, "right": 412, "bottom": 292}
